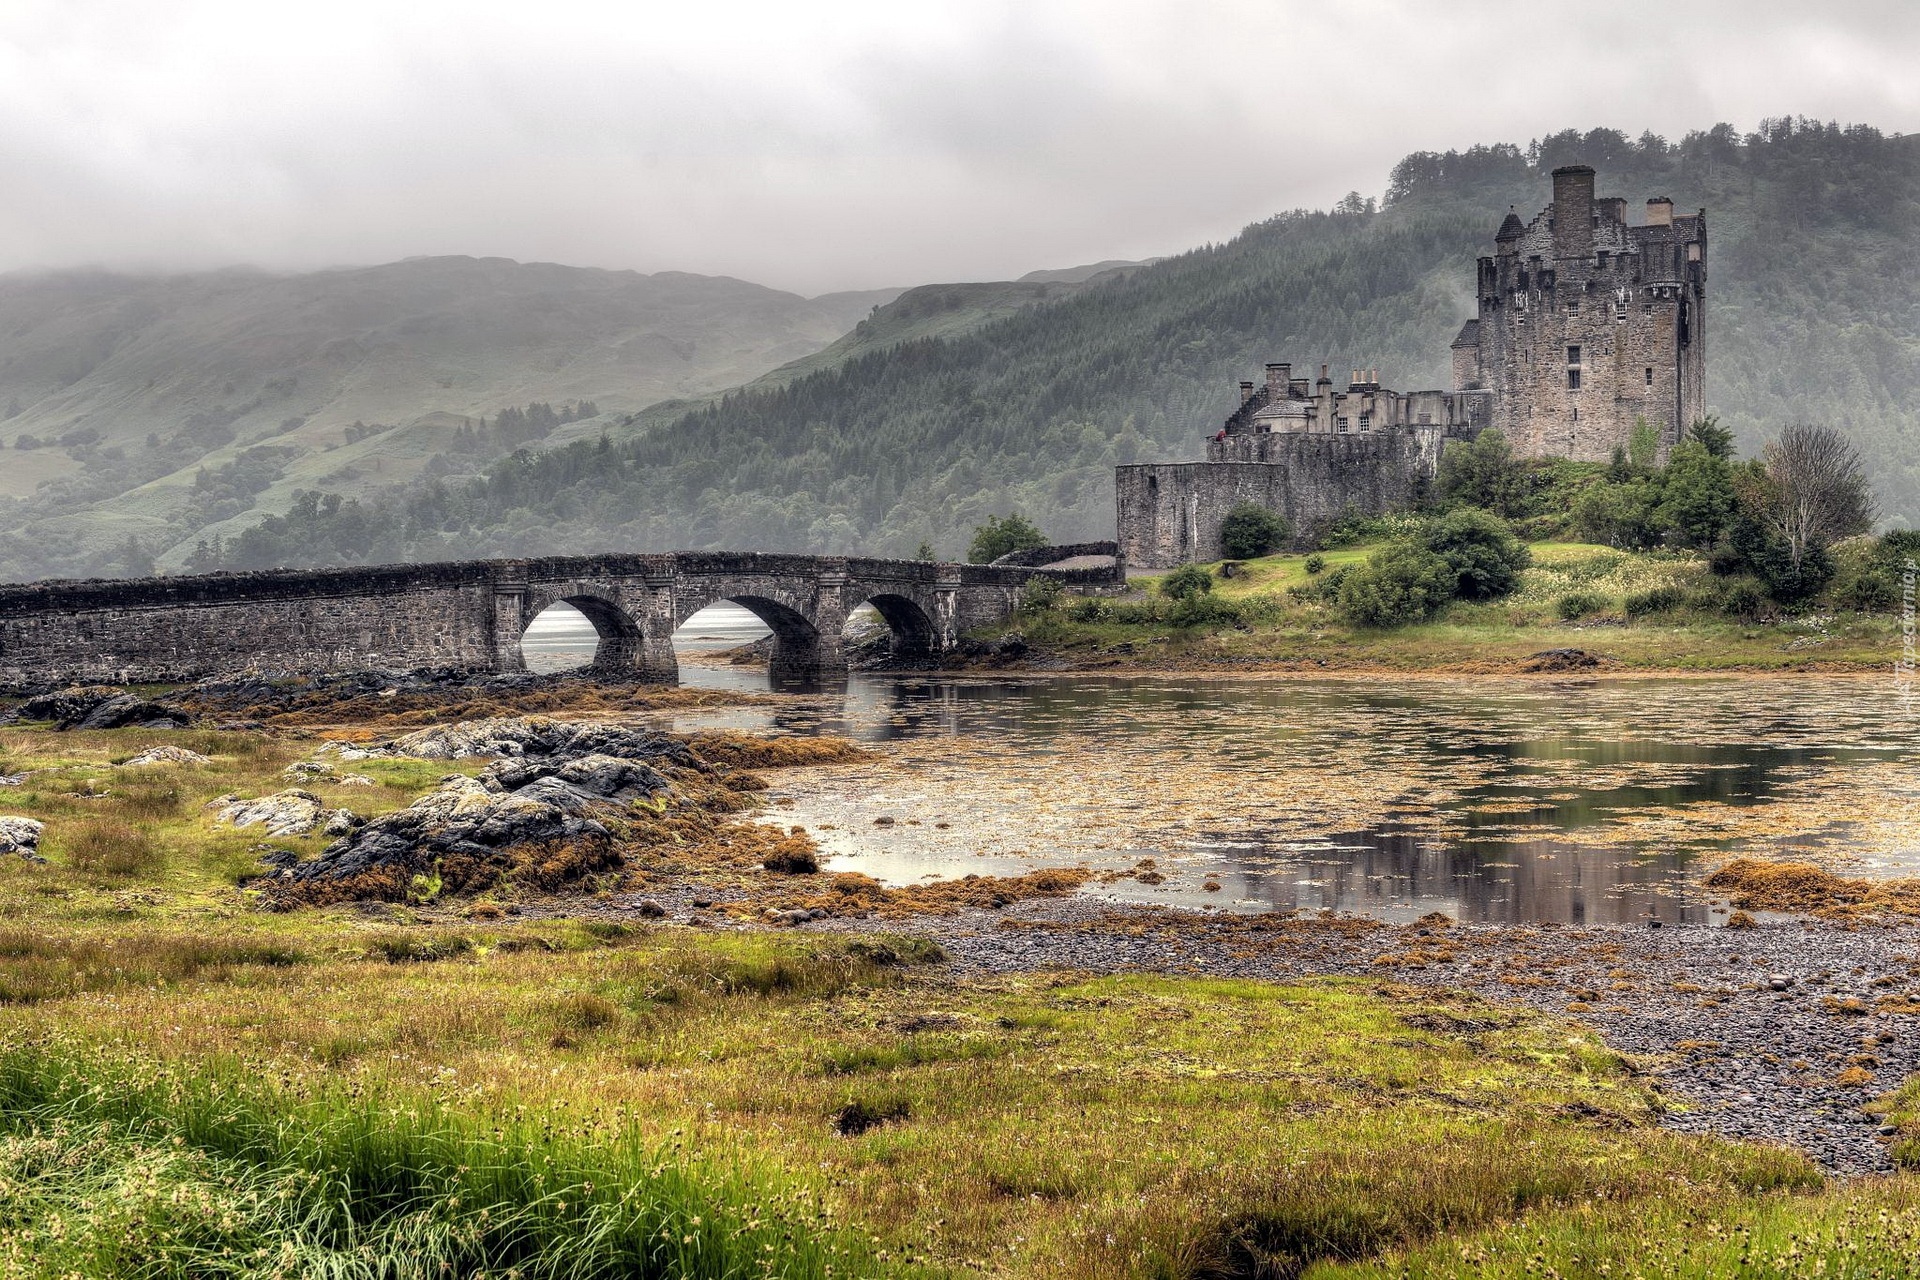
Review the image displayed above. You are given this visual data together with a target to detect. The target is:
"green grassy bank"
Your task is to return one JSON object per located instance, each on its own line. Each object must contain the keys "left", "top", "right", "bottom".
{"left": 1009, "top": 542, "right": 1900, "bottom": 673}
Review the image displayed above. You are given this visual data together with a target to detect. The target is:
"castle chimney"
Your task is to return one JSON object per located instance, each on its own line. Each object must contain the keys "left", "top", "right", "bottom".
{"left": 1239, "top": 381, "right": 1256, "bottom": 403}
{"left": 1645, "top": 196, "right": 1673, "bottom": 227}
{"left": 1551, "top": 164, "right": 1595, "bottom": 258}
{"left": 1265, "top": 363, "right": 1286, "bottom": 394}
{"left": 1317, "top": 363, "right": 1331, "bottom": 386}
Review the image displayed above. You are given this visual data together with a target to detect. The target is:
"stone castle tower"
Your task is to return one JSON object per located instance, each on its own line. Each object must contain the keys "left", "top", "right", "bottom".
{"left": 1114, "top": 164, "right": 1711, "bottom": 566}
{"left": 1452, "top": 165, "right": 1706, "bottom": 460}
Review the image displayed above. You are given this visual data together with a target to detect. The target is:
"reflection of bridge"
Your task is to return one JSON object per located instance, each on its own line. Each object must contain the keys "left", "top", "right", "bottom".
{"left": 0, "top": 549, "right": 1121, "bottom": 686}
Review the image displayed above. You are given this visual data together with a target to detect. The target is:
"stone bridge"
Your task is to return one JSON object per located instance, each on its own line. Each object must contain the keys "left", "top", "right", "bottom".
{"left": 0, "top": 549, "right": 1123, "bottom": 687}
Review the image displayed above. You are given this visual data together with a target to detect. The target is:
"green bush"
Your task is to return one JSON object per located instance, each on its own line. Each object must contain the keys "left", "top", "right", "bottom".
{"left": 1555, "top": 592, "right": 1609, "bottom": 621}
{"left": 1066, "top": 595, "right": 1107, "bottom": 622}
{"left": 1303, "top": 554, "right": 1326, "bottom": 575}
{"left": 1160, "top": 564, "right": 1214, "bottom": 600}
{"left": 1168, "top": 593, "right": 1243, "bottom": 628}
{"left": 1419, "top": 508, "right": 1532, "bottom": 601}
{"left": 1623, "top": 585, "right": 1684, "bottom": 619}
{"left": 1019, "top": 575, "right": 1064, "bottom": 614}
{"left": 1219, "top": 503, "right": 1289, "bottom": 560}
{"left": 1335, "top": 544, "right": 1457, "bottom": 628}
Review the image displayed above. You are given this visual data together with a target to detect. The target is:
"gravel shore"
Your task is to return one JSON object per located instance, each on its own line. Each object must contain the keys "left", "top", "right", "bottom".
{"left": 702, "top": 895, "right": 1918, "bottom": 1174}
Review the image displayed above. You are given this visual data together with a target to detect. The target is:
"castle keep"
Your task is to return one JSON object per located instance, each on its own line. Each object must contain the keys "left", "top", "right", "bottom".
{"left": 1116, "top": 165, "right": 1708, "bottom": 567}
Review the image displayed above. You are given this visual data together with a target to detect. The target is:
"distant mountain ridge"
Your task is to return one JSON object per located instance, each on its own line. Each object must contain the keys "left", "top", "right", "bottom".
{"left": 0, "top": 256, "right": 902, "bottom": 574}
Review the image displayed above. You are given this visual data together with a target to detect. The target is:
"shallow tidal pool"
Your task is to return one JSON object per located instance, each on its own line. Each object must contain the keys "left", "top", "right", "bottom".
{"left": 665, "top": 665, "right": 1920, "bottom": 926}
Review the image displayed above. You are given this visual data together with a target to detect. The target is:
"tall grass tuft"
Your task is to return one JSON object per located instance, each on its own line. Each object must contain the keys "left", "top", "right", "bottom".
{"left": 0, "top": 1037, "right": 866, "bottom": 1278}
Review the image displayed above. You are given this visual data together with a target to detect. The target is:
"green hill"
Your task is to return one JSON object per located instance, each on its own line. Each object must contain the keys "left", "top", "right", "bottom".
{"left": 18, "top": 119, "right": 1920, "bottom": 574}
{"left": 0, "top": 256, "right": 902, "bottom": 575}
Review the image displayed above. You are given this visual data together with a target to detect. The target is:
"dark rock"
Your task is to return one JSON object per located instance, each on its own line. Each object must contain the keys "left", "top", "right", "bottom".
{"left": 635, "top": 898, "right": 667, "bottom": 918}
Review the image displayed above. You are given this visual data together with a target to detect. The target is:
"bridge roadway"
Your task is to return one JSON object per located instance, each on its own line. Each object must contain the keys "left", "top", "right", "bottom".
{"left": 0, "top": 548, "right": 1122, "bottom": 687}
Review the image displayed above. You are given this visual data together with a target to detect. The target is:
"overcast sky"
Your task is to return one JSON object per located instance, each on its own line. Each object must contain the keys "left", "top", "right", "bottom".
{"left": 2, "top": 0, "right": 1916, "bottom": 295}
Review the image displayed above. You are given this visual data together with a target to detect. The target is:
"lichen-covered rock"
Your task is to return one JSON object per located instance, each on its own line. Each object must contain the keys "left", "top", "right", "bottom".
{"left": 122, "top": 745, "right": 212, "bottom": 767}
{"left": 266, "top": 717, "right": 700, "bottom": 906}
{"left": 212, "top": 790, "right": 360, "bottom": 837}
{"left": 0, "top": 816, "right": 44, "bottom": 858}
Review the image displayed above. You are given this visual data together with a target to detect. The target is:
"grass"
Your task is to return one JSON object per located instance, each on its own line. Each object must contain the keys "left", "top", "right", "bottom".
{"left": 3, "top": 719, "right": 1920, "bottom": 1277}
{"left": 1010, "top": 542, "right": 1901, "bottom": 673}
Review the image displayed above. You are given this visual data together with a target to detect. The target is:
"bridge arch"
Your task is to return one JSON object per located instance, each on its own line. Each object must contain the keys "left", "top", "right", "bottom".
{"left": 520, "top": 586, "right": 648, "bottom": 672}
{"left": 849, "top": 591, "right": 937, "bottom": 658}
{"left": 676, "top": 591, "right": 827, "bottom": 680}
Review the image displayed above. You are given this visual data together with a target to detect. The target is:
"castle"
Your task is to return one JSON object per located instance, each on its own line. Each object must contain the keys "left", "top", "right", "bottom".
{"left": 1115, "top": 165, "right": 1708, "bottom": 567}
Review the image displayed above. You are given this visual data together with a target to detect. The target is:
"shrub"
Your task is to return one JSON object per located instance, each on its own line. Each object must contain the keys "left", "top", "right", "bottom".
{"left": 1018, "top": 575, "right": 1064, "bottom": 614}
{"left": 1066, "top": 595, "right": 1107, "bottom": 622}
{"left": 1716, "top": 576, "right": 1769, "bottom": 621}
{"left": 1303, "top": 554, "right": 1326, "bottom": 575}
{"left": 1219, "top": 503, "right": 1289, "bottom": 560}
{"left": 1160, "top": 564, "right": 1213, "bottom": 600}
{"left": 1335, "top": 544, "right": 1457, "bottom": 628}
{"left": 1168, "top": 593, "right": 1241, "bottom": 628}
{"left": 1436, "top": 427, "right": 1527, "bottom": 517}
{"left": 1623, "top": 585, "right": 1684, "bottom": 619}
{"left": 1555, "top": 592, "right": 1608, "bottom": 621}
{"left": 1419, "top": 508, "right": 1532, "bottom": 601}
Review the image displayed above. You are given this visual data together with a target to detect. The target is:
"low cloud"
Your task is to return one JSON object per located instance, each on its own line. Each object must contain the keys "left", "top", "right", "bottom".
{"left": 1, "top": 0, "right": 1915, "bottom": 293}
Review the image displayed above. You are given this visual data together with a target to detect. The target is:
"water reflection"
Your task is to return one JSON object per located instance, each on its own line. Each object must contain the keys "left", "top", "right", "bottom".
{"left": 671, "top": 668, "right": 1912, "bottom": 926}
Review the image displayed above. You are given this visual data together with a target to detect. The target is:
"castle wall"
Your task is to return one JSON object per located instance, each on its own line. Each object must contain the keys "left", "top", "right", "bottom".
{"left": 1116, "top": 430, "right": 1451, "bottom": 568}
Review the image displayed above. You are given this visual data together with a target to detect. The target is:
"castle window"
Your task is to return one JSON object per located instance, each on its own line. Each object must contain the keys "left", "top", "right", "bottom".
{"left": 1567, "top": 369, "right": 1582, "bottom": 390}
{"left": 1597, "top": 251, "right": 1610, "bottom": 268}
{"left": 1566, "top": 345, "right": 1581, "bottom": 364}
{"left": 1566, "top": 300, "right": 1580, "bottom": 314}
{"left": 1645, "top": 367, "right": 1653, "bottom": 385}
{"left": 1337, "top": 417, "right": 1350, "bottom": 433}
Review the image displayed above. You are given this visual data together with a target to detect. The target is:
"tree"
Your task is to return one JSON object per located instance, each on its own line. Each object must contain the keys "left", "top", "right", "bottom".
{"left": 967, "top": 513, "right": 1048, "bottom": 564}
{"left": 1436, "top": 428, "right": 1526, "bottom": 517}
{"left": 1688, "top": 415, "right": 1735, "bottom": 459}
{"left": 1418, "top": 508, "right": 1531, "bottom": 600}
{"left": 1572, "top": 479, "right": 1663, "bottom": 550}
{"left": 915, "top": 542, "right": 935, "bottom": 561}
{"left": 1218, "top": 503, "right": 1288, "bottom": 559}
{"left": 1752, "top": 423, "right": 1877, "bottom": 576}
{"left": 1656, "top": 439, "right": 1736, "bottom": 548}
{"left": 1627, "top": 417, "right": 1661, "bottom": 471}
{"left": 117, "top": 536, "right": 154, "bottom": 577}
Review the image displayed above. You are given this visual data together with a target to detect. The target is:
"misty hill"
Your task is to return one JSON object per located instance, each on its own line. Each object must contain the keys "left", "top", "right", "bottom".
{"left": 0, "top": 256, "right": 900, "bottom": 574}
{"left": 15, "top": 119, "right": 1920, "bottom": 577}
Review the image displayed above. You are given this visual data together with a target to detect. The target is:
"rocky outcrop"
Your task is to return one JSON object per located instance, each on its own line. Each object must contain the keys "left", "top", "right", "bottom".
{"left": 4, "top": 686, "right": 190, "bottom": 731}
{"left": 212, "top": 790, "right": 361, "bottom": 838}
{"left": 122, "top": 745, "right": 212, "bottom": 767}
{"left": 263, "top": 717, "right": 707, "bottom": 906}
{"left": 0, "top": 816, "right": 44, "bottom": 859}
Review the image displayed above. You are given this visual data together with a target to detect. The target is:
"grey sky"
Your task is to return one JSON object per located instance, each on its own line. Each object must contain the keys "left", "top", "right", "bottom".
{"left": 2, "top": 0, "right": 1916, "bottom": 294}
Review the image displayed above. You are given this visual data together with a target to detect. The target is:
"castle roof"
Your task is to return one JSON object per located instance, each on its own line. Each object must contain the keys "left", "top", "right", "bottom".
{"left": 1495, "top": 208, "right": 1525, "bottom": 241}
{"left": 1451, "top": 319, "right": 1481, "bottom": 349}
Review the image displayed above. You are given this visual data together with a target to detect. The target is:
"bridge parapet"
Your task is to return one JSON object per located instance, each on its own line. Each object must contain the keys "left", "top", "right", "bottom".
{"left": 0, "top": 548, "right": 1118, "bottom": 688}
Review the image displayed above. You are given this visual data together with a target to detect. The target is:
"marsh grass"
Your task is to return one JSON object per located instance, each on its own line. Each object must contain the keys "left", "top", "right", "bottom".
{"left": 0, "top": 1038, "right": 860, "bottom": 1280}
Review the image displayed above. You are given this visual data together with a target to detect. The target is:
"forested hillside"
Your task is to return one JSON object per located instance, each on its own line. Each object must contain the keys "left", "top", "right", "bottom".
{"left": 0, "top": 257, "right": 901, "bottom": 577}
{"left": 28, "top": 119, "right": 1920, "bottom": 573}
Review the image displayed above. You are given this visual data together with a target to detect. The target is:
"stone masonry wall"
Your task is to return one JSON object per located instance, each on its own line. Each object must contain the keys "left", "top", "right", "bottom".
{"left": 1115, "top": 430, "right": 1452, "bottom": 569}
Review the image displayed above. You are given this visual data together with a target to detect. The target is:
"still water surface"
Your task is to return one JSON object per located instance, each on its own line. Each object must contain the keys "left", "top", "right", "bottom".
{"left": 533, "top": 604, "right": 1920, "bottom": 926}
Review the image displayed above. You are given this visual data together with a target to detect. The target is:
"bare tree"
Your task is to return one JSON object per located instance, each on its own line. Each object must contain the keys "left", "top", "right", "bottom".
{"left": 1758, "top": 423, "right": 1877, "bottom": 570}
